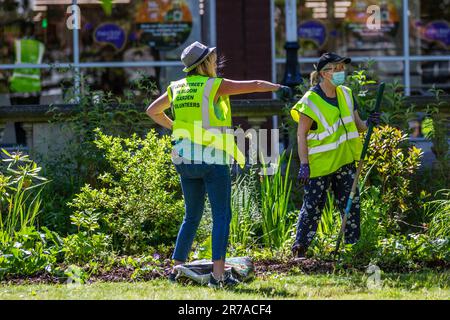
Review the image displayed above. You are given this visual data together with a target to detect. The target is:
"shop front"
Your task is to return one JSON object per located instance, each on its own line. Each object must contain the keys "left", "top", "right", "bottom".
{"left": 273, "top": 0, "right": 450, "bottom": 95}
{"left": 0, "top": 0, "right": 215, "bottom": 105}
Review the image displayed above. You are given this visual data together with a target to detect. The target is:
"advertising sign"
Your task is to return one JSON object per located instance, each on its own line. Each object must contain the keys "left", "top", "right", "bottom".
{"left": 94, "top": 23, "right": 127, "bottom": 50}
{"left": 298, "top": 20, "right": 327, "bottom": 48}
{"left": 417, "top": 20, "right": 450, "bottom": 47}
{"left": 135, "top": 0, "right": 193, "bottom": 51}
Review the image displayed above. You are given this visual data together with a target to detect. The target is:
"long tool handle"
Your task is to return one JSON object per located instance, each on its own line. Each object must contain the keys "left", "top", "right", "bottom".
{"left": 334, "top": 82, "right": 385, "bottom": 257}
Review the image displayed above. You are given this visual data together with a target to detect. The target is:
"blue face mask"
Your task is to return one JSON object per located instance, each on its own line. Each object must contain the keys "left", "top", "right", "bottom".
{"left": 331, "top": 71, "right": 346, "bottom": 86}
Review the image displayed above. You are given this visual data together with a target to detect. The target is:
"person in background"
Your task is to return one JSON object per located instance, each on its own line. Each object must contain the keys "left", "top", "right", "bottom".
{"left": 290, "top": 52, "right": 381, "bottom": 259}
{"left": 146, "top": 41, "right": 291, "bottom": 288}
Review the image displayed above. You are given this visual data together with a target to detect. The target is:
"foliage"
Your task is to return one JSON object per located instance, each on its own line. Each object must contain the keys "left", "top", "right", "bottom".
{"left": 62, "top": 232, "right": 112, "bottom": 265}
{"left": 421, "top": 87, "right": 449, "bottom": 176}
{"left": 370, "top": 234, "right": 449, "bottom": 270}
{"left": 228, "top": 167, "right": 261, "bottom": 255}
{"left": 38, "top": 73, "right": 159, "bottom": 234}
{"left": 0, "top": 150, "right": 62, "bottom": 279}
{"left": 362, "top": 125, "right": 423, "bottom": 230}
{"left": 424, "top": 189, "right": 450, "bottom": 239}
{"left": 260, "top": 152, "right": 296, "bottom": 251}
{"left": 0, "top": 226, "right": 63, "bottom": 280}
{"left": 67, "top": 129, "right": 184, "bottom": 254}
{"left": 309, "top": 193, "right": 341, "bottom": 257}
{"left": 0, "top": 149, "right": 49, "bottom": 241}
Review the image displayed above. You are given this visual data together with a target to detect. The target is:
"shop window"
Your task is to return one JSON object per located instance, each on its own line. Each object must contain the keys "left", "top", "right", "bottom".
{"left": 0, "top": 2, "right": 73, "bottom": 103}
{"left": 409, "top": 0, "right": 450, "bottom": 56}
{"left": 275, "top": 0, "right": 404, "bottom": 59}
{"left": 79, "top": 0, "right": 201, "bottom": 63}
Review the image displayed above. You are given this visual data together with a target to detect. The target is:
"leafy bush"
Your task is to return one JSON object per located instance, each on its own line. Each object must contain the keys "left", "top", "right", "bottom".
{"left": 38, "top": 74, "right": 159, "bottom": 234}
{"left": 0, "top": 226, "right": 63, "bottom": 279}
{"left": 362, "top": 125, "right": 423, "bottom": 231}
{"left": 372, "top": 234, "right": 449, "bottom": 270}
{"left": 68, "top": 128, "right": 184, "bottom": 254}
{"left": 62, "top": 232, "right": 112, "bottom": 265}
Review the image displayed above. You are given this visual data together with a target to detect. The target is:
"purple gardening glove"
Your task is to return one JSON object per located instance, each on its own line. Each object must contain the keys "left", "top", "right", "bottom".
{"left": 297, "top": 163, "right": 310, "bottom": 185}
{"left": 367, "top": 112, "right": 381, "bottom": 126}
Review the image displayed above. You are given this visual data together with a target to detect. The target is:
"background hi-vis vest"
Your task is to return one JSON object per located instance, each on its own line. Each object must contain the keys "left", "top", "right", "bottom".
{"left": 10, "top": 39, "right": 45, "bottom": 93}
{"left": 167, "top": 75, "right": 245, "bottom": 168}
{"left": 290, "top": 85, "right": 363, "bottom": 178}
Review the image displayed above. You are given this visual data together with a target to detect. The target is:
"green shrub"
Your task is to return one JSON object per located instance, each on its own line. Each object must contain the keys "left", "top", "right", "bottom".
{"left": 0, "top": 226, "right": 63, "bottom": 279}
{"left": 62, "top": 232, "right": 112, "bottom": 265}
{"left": 39, "top": 74, "right": 159, "bottom": 234}
{"left": 373, "top": 234, "right": 449, "bottom": 269}
{"left": 68, "top": 128, "right": 184, "bottom": 254}
{"left": 362, "top": 125, "right": 423, "bottom": 231}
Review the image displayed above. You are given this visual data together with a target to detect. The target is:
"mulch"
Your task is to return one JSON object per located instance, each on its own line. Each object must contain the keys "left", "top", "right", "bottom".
{"left": 1, "top": 258, "right": 448, "bottom": 285}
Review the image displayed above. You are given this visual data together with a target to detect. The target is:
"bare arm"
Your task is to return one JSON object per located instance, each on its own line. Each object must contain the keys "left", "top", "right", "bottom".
{"left": 216, "top": 79, "right": 281, "bottom": 100}
{"left": 146, "top": 92, "right": 173, "bottom": 130}
{"left": 354, "top": 110, "right": 368, "bottom": 132}
{"left": 297, "top": 114, "right": 313, "bottom": 164}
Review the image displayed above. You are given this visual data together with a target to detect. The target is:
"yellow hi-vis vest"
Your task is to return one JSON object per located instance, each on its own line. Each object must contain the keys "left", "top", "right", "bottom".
{"left": 290, "top": 85, "right": 363, "bottom": 178}
{"left": 10, "top": 39, "right": 45, "bottom": 93}
{"left": 167, "top": 75, "right": 245, "bottom": 168}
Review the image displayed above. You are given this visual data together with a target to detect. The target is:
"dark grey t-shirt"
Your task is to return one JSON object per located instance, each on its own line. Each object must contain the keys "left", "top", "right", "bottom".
{"left": 306, "top": 84, "right": 358, "bottom": 130}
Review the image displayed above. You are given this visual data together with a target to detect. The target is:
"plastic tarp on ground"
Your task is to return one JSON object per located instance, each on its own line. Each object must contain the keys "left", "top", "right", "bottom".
{"left": 173, "top": 257, "right": 255, "bottom": 285}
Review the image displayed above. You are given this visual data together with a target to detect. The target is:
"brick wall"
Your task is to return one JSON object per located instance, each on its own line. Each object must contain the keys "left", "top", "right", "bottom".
{"left": 216, "top": 0, "right": 273, "bottom": 99}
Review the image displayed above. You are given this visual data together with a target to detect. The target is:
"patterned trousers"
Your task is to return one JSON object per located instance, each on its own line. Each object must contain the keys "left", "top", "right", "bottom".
{"left": 294, "top": 163, "right": 361, "bottom": 249}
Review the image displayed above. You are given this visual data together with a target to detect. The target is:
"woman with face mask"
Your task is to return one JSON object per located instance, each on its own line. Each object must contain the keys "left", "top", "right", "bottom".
{"left": 290, "top": 52, "right": 381, "bottom": 258}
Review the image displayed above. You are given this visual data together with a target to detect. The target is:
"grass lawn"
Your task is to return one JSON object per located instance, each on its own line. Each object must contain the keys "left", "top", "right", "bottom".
{"left": 0, "top": 271, "right": 449, "bottom": 300}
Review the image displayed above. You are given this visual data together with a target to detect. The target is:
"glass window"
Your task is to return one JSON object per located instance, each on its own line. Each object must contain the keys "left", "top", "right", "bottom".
{"left": 275, "top": 0, "right": 404, "bottom": 59}
{"left": 276, "top": 60, "right": 404, "bottom": 89}
{"left": 78, "top": 0, "right": 201, "bottom": 63}
{"left": 409, "top": 0, "right": 450, "bottom": 56}
{"left": 79, "top": 65, "right": 185, "bottom": 101}
{"left": 411, "top": 60, "right": 450, "bottom": 95}
{"left": 0, "top": 1, "right": 73, "bottom": 103}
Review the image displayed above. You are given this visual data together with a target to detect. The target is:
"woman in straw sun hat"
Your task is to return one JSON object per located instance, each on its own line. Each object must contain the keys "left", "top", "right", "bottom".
{"left": 147, "top": 41, "right": 291, "bottom": 288}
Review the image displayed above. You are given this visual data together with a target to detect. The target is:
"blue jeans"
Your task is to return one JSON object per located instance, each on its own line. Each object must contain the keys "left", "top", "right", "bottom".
{"left": 172, "top": 163, "right": 232, "bottom": 262}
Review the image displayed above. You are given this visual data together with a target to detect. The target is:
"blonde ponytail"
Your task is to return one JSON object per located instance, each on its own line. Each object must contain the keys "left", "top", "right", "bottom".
{"left": 310, "top": 70, "right": 320, "bottom": 86}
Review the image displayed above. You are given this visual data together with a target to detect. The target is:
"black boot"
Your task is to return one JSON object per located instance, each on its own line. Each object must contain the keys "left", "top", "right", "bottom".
{"left": 291, "top": 243, "right": 307, "bottom": 259}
